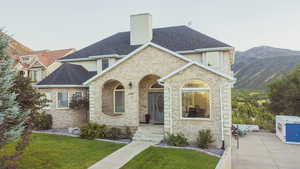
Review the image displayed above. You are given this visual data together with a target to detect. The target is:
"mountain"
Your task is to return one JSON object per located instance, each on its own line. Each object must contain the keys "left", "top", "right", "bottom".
{"left": 233, "top": 46, "right": 300, "bottom": 90}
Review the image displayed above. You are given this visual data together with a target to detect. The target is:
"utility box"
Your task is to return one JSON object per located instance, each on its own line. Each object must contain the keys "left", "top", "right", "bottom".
{"left": 276, "top": 115, "right": 300, "bottom": 144}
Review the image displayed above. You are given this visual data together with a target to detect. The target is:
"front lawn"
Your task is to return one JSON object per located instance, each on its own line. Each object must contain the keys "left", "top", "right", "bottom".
{"left": 121, "top": 146, "right": 219, "bottom": 169}
{"left": 0, "top": 133, "right": 124, "bottom": 169}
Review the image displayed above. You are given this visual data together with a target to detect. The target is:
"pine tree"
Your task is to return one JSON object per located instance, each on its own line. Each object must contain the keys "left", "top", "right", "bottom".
{"left": 0, "top": 32, "right": 30, "bottom": 169}
{"left": 0, "top": 32, "right": 28, "bottom": 149}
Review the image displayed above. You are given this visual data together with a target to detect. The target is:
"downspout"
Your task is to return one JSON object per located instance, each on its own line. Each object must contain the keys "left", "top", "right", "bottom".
{"left": 220, "top": 82, "right": 234, "bottom": 150}
{"left": 219, "top": 85, "right": 225, "bottom": 150}
{"left": 158, "top": 81, "right": 173, "bottom": 134}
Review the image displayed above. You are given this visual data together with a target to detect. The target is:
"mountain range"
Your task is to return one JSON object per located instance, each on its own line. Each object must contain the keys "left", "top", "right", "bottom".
{"left": 233, "top": 46, "right": 300, "bottom": 90}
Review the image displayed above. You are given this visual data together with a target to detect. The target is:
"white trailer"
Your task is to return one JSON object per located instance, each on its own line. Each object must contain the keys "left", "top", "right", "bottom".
{"left": 276, "top": 115, "right": 300, "bottom": 144}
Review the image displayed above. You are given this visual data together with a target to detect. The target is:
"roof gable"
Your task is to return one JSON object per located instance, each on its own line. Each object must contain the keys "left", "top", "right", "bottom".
{"left": 159, "top": 62, "right": 236, "bottom": 82}
{"left": 60, "top": 26, "right": 232, "bottom": 60}
{"left": 83, "top": 42, "right": 193, "bottom": 85}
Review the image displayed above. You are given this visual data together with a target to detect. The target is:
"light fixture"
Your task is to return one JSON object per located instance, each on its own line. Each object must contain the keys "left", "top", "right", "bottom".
{"left": 128, "top": 82, "right": 133, "bottom": 88}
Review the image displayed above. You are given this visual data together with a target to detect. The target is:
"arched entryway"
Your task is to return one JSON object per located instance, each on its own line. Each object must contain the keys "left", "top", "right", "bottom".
{"left": 102, "top": 79, "right": 125, "bottom": 116}
{"left": 139, "top": 74, "right": 164, "bottom": 124}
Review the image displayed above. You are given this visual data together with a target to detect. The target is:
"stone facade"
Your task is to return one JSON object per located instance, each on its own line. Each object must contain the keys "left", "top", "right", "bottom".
{"left": 164, "top": 64, "right": 232, "bottom": 147}
{"left": 87, "top": 44, "right": 233, "bottom": 147}
{"left": 89, "top": 46, "right": 188, "bottom": 127}
{"left": 38, "top": 88, "right": 88, "bottom": 128}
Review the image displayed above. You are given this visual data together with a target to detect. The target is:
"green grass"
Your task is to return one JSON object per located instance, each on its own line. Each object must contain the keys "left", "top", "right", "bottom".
{"left": 0, "top": 133, "right": 124, "bottom": 169}
{"left": 121, "top": 146, "right": 219, "bottom": 169}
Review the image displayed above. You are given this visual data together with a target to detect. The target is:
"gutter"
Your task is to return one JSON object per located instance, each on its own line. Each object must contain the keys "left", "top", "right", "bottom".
{"left": 176, "top": 47, "right": 234, "bottom": 54}
{"left": 59, "top": 54, "right": 123, "bottom": 62}
{"left": 158, "top": 81, "right": 173, "bottom": 134}
{"left": 33, "top": 85, "right": 88, "bottom": 88}
{"left": 59, "top": 47, "right": 234, "bottom": 62}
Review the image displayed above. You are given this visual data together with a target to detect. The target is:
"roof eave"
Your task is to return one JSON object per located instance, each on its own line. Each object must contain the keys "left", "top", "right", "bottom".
{"left": 33, "top": 84, "right": 88, "bottom": 88}
{"left": 176, "top": 47, "right": 234, "bottom": 54}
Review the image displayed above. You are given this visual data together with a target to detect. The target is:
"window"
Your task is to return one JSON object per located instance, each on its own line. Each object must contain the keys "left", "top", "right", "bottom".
{"left": 114, "top": 84, "right": 125, "bottom": 113}
{"left": 206, "top": 52, "right": 221, "bottom": 67}
{"left": 181, "top": 80, "right": 210, "bottom": 119}
{"left": 44, "top": 92, "right": 51, "bottom": 109}
{"left": 30, "top": 70, "right": 37, "bottom": 81}
{"left": 30, "top": 70, "right": 42, "bottom": 82}
{"left": 57, "top": 91, "right": 69, "bottom": 108}
{"left": 149, "top": 82, "right": 163, "bottom": 89}
{"left": 102, "top": 59, "right": 109, "bottom": 71}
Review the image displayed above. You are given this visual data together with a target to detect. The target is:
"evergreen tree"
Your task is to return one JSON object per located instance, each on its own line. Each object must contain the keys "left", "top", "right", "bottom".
{"left": 0, "top": 32, "right": 28, "bottom": 150}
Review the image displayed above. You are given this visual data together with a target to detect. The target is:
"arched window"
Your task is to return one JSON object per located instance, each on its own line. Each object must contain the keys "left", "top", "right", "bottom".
{"left": 114, "top": 84, "right": 125, "bottom": 113}
{"left": 149, "top": 82, "right": 163, "bottom": 89}
{"left": 181, "top": 80, "right": 210, "bottom": 119}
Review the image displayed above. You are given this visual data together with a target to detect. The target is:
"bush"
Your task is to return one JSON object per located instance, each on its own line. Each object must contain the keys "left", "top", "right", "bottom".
{"left": 105, "top": 127, "right": 122, "bottom": 140}
{"left": 197, "top": 129, "right": 214, "bottom": 149}
{"left": 33, "top": 112, "right": 53, "bottom": 130}
{"left": 79, "top": 122, "right": 106, "bottom": 139}
{"left": 165, "top": 133, "right": 188, "bottom": 147}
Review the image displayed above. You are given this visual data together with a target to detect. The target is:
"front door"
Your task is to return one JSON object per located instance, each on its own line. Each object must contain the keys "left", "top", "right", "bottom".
{"left": 148, "top": 92, "right": 164, "bottom": 123}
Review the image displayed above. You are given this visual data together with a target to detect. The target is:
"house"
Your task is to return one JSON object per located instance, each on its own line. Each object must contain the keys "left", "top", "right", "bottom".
{"left": 13, "top": 48, "right": 75, "bottom": 83}
{"left": 35, "top": 13, "right": 235, "bottom": 148}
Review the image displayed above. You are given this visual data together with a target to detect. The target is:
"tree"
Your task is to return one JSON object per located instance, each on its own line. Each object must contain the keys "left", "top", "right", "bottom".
{"left": 0, "top": 32, "right": 49, "bottom": 169}
{"left": 0, "top": 32, "right": 29, "bottom": 168}
{"left": 0, "top": 32, "right": 25, "bottom": 149}
{"left": 267, "top": 64, "right": 300, "bottom": 116}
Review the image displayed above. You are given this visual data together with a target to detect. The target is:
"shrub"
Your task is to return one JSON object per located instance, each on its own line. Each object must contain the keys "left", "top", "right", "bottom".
{"left": 33, "top": 112, "right": 53, "bottom": 130}
{"left": 197, "top": 129, "right": 214, "bottom": 149}
{"left": 165, "top": 133, "right": 188, "bottom": 147}
{"left": 79, "top": 122, "right": 106, "bottom": 139}
{"left": 105, "top": 127, "right": 122, "bottom": 140}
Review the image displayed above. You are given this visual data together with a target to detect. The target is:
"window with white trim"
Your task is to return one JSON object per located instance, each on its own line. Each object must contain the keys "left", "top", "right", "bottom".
{"left": 57, "top": 91, "right": 69, "bottom": 108}
{"left": 114, "top": 84, "right": 125, "bottom": 113}
{"left": 206, "top": 52, "right": 221, "bottom": 68}
{"left": 182, "top": 80, "right": 210, "bottom": 119}
{"left": 102, "top": 59, "right": 109, "bottom": 71}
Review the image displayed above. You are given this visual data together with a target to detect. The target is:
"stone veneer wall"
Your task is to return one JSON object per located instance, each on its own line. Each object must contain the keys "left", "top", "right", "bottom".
{"left": 38, "top": 88, "right": 88, "bottom": 128}
{"left": 164, "top": 64, "right": 232, "bottom": 148}
{"left": 89, "top": 46, "right": 188, "bottom": 127}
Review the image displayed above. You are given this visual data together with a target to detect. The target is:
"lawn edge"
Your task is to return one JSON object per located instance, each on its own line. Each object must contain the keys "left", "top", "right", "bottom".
{"left": 153, "top": 144, "right": 221, "bottom": 158}
{"left": 32, "top": 131, "right": 129, "bottom": 144}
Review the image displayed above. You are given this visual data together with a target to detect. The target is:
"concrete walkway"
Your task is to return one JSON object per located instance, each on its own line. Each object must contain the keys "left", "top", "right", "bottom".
{"left": 88, "top": 141, "right": 152, "bottom": 169}
{"left": 232, "top": 132, "right": 300, "bottom": 169}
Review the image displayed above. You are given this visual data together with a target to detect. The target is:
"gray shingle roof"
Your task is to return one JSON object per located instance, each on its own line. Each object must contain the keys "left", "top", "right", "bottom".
{"left": 37, "top": 63, "right": 96, "bottom": 85}
{"left": 60, "top": 26, "right": 231, "bottom": 60}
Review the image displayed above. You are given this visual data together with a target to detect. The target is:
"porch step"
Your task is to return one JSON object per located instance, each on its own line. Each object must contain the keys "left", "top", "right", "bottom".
{"left": 133, "top": 125, "right": 164, "bottom": 144}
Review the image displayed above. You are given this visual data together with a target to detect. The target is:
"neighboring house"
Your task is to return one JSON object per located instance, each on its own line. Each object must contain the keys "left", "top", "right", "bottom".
{"left": 35, "top": 13, "right": 235, "bottom": 148}
{"left": 13, "top": 48, "right": 75, "bottom": 83}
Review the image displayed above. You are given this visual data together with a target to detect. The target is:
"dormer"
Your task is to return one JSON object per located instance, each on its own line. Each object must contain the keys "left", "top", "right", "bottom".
{"left": 181, "top": 49, "right": 234, "bottom": 75}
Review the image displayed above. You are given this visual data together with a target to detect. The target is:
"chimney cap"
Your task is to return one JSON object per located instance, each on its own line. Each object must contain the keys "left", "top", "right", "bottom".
{"left": 130, "top": 13, "right": 152, "bottom": 17}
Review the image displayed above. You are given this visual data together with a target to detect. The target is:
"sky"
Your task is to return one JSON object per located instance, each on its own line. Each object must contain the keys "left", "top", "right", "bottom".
{"left": 1, "top": 0, "right": 300, "bottom": 52}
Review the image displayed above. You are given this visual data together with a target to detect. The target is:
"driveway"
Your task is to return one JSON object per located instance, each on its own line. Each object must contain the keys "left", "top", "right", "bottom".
{"left": 232, "top": 132, "right": 300, "bottom": 169}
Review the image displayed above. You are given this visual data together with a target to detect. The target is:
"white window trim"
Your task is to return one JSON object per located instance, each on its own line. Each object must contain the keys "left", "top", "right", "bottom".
{"left": 205, "top": 51, "right": 224, "bottom": 69}
{"left": 74, "top": 91, "right": 83, "bottom": 101}
{"left": 102, "top": 58, "right": 109, "bottom": 71}
{"left": 113, "top": 84, "right": 125, "bottom": 114}
{"left": 180, "top": 86, "right": 212, "bottom": 121}
{"left": 56, "top": 91, "right": 69, "bottom": 109}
